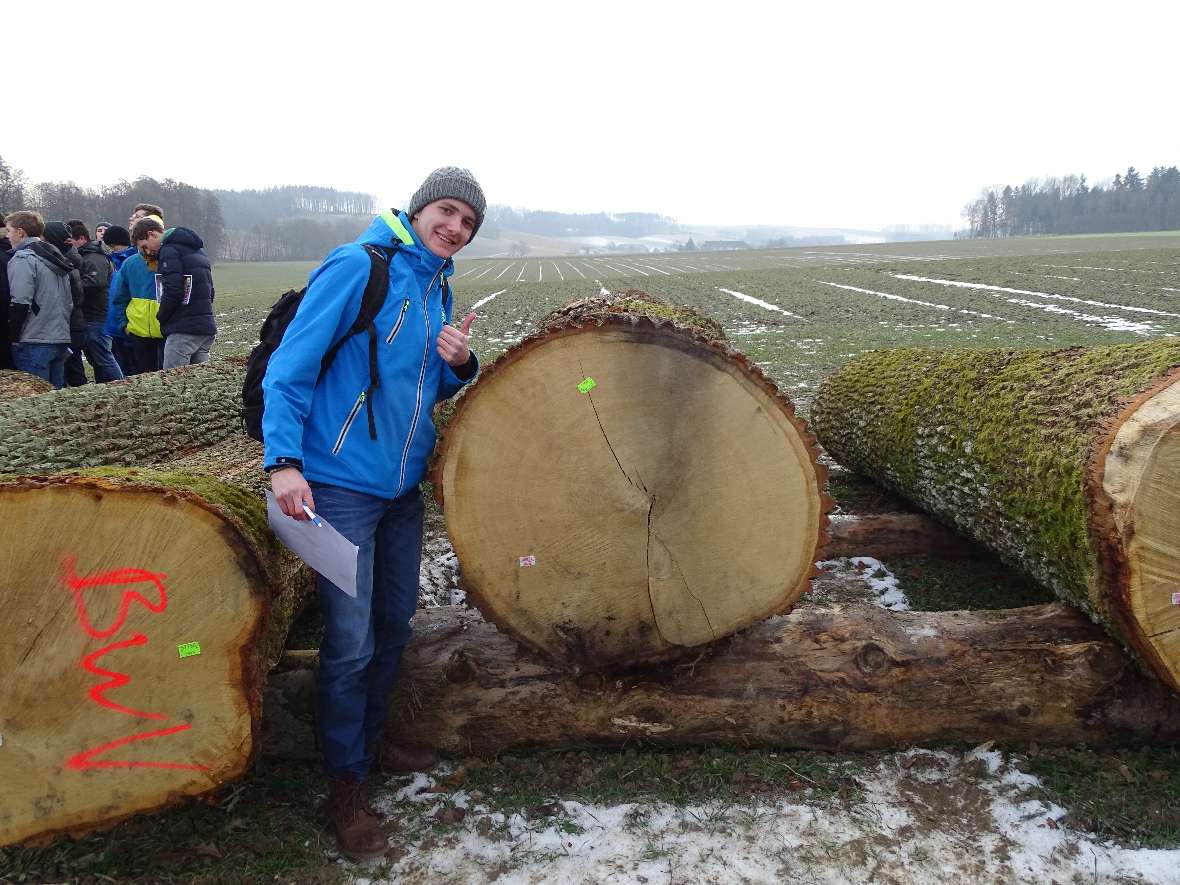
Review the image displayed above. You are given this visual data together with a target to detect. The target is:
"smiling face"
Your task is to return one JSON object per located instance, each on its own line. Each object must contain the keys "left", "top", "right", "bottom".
{"left": 410, "top": 198, "right": 476, "bottom": 259}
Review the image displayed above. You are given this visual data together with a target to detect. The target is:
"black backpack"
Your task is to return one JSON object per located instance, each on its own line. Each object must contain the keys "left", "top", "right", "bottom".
{"left": 241, "top": 243, "right": 397, "bottom": 443}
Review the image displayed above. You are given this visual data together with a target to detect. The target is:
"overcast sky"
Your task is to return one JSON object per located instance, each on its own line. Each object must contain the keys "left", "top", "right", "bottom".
{"left": 10, "top": 0, "right": 1177, "bottom": 231}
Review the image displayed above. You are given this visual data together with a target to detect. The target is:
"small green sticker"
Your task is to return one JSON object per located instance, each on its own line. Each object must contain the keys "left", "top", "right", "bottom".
{"left": 178, "top": 641, "right": 202, "bottom": 659}
{"left": 578, "top": 377, "right": 597, "bottom": 394}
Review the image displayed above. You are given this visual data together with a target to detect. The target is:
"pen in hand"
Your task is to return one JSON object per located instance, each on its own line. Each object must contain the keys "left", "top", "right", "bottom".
{"left": 302, "top": 503, "right": 323, "bottom": 526}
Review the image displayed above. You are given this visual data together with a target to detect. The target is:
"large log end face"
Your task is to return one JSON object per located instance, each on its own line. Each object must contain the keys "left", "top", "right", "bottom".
{"left": 0, "top": 476, "right": 270, "bottom": 848}
{"left": 1096, "top": 375, "right": 1180, "bottom": 693}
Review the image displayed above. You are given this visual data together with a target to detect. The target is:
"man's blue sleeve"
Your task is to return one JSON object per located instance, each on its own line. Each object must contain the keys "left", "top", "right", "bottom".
{"left": 261, "top": 245, "right": 370, "bottom": 468}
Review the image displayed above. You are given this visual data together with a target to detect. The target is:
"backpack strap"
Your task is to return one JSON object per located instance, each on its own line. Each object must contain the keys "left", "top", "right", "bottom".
{"left": 318, "top": 243, "right": 398, "bottom": 440}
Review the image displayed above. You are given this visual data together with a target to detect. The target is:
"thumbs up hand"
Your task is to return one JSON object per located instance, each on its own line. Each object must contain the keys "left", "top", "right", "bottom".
{"left": 437, "top": 311, "right": 477, "bottom": 367}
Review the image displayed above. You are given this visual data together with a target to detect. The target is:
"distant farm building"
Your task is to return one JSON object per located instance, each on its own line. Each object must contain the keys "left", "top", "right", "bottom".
{"left": 701, "top": 240, "right": 749, "bottom": 251}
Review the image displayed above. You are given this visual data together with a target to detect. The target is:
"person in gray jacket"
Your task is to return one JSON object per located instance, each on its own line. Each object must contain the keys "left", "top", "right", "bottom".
{"left": 5, "top": 211, "right": 76, "bottom": 388}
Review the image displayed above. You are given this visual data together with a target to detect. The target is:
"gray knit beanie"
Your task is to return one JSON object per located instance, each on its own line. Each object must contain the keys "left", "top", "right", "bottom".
{"left": 407, "top": 166, "right": 486, "bottom": 240}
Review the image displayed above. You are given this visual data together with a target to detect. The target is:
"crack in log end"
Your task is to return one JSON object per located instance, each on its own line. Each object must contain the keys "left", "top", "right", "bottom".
{"left": 575, "top": 357, "right": 646, "bottom": 492}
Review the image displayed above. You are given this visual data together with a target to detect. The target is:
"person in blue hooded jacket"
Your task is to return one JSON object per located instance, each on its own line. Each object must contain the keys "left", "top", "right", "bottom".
{"left": 263, "top": 167, "right": 483, "bottom": 861}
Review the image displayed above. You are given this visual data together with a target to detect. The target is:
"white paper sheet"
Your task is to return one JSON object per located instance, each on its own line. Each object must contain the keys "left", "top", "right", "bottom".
{"left": 266, "top": 491, "right": 359, "bottom": 597}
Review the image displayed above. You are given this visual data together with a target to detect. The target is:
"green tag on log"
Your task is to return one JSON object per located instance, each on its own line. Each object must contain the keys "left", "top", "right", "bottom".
{"left": 178, "top": 641, "right": 202, "bottom": 659}
{"left": 578, "top": 377, "right": 597, "bottom": 394}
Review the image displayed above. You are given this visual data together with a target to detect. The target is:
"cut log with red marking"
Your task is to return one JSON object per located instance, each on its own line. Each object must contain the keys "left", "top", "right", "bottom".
{"left": 431, "top": 293, "right": 831, "bottom": 670}
{"left": 0, "top": 471, "right": 311, "bottom": 848}
{"left": 261, "top": 602, "right": 1180, "bottom": 761}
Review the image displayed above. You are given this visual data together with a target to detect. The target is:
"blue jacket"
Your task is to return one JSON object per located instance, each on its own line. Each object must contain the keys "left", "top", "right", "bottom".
{"left": 262, "top": 211, "right": 477, "bottom": 499}
{"left": 104, "top": 247, "right": 137, "bottom": 339}
{"left": 157, "top": 226, "right": 216, "bottom": 337}
{"left": 105, "top": 250, "right": 162, "bottom": 338}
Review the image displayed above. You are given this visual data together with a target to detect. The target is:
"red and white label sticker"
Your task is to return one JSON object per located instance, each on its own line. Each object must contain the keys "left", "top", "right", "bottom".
{"left": 519, "top": 555, "right": 536, "bottom": 568}
{"left": 1172, "top": 592, "right": 1180, "bottom": 606}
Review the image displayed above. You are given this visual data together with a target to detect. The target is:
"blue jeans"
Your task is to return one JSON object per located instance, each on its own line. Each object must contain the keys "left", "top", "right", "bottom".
{"left": 12, "top": 342, "right": 69, "bottom": 388}
{"left": 66, "top": 323, "right": 126, "bottom": 383}
{"left": 310, "top": 482, "right": 424, "bottom": 779}
{"left": 83, "top": 322, "right": 125, "bottom": 382}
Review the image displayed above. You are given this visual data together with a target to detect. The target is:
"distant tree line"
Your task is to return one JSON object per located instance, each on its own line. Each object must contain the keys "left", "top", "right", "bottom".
{"left": 213, "top": 186, "right": 379, "bottom": 228}
{"left": 482, "top": 207, "right": 681, "bottom": 239}
{"left": 0, "top": 157, "right": 388, "bottom": 262}
{"left": 963, "top": 165, "right": 1180, "bottom": 238}
{"left": 1, "top": 155, "right": 225, "bottom": 257}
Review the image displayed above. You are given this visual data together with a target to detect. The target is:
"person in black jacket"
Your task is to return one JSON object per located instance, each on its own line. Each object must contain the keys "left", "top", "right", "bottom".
{"left": 0, "top": 215, "right": 13, "bottom": 368}
{"left": 131, "top": 216, "right": 216, "bottom": 369}
{"left": 67, "top": 221, "right": 124, "bottom": 382}
{"left": 42, "top": 222, "right": 88, "bottom": 385}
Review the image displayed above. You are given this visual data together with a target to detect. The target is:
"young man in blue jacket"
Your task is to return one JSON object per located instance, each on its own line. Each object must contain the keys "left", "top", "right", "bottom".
{"left": 264, "top": 167, "right": 483, "bottom": 860}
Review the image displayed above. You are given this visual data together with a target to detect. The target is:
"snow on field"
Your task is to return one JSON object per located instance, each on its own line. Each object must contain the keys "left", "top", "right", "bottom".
{"left": 469, "top": 289, "right": 506, "bottom": 311}
{"left": 890, "top": 273, "right": 1180, "bottom": 320}
{"left": 353, "top": 747, "right": 1180, "bottom": 884}
{"left": 716, "top": 287, "right": 803, "bottom": 319}
{"left": 816, "top": 556, "right": 909, "bottom": 610}
{"left": 816, "top": 281, "right": 1015, "bottom": 323}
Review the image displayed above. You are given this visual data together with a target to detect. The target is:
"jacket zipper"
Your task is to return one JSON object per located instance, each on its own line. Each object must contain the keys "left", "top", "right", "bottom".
{"left": 385, "top": 299, "right": 410, "bottom": 344}
{"left": 395, "top": 265, "right": 445, "bottom": 492}
{"left": 332, "top": 391, "right": 367, "bottom": 455}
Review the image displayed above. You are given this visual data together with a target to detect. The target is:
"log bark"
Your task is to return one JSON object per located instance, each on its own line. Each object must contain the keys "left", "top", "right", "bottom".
{"left": 826, "top": 513, "right": 984, "bottom": 559}
{"left": 261, "top": 602, "right": 1180, "bottom": 761}
{"left": 0, "top": 358, "right": 246, "bottom": 474}
{"left": 0, "top": 470, "right": 312, "bottom": 849}
{"left": 810, "top": 342, "right": 1180, "bottom": 693}
{"left": 432, "top": 293, "right": 831, "bottom": 670}
{"left": 0, "top": 369, "right": 53, "bottom": 402}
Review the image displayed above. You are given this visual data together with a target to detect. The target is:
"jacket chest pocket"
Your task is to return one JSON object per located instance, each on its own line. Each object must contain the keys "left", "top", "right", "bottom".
{"left": 385, "top": 300, "right": 411, "bottom": 344}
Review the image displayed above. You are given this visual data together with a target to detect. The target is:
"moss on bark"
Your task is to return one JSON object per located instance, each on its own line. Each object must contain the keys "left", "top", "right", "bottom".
{"left": 811, "top": 341, "right": 1180, "bottom": 639}
{"left": 0, "top": 359, "right": 246, "bottom": 474}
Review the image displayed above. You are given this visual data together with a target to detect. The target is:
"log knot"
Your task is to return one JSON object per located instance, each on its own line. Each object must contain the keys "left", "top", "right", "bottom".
{"left": 855, "top": 642, "right": 890, "bottom": 675}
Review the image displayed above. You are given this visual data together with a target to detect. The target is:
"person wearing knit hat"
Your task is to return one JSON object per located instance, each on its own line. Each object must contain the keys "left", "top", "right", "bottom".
{"left": 262, "top": 166, "right": 485, "bottom": 862}
{"left": 407, "top": 166, "right": 486, "bottom": 254}
{"left": 99, "top": 225, "right": 139, "bottom": 375}
{"left": 102, "top": 225, "right": 132, "bottom": 250}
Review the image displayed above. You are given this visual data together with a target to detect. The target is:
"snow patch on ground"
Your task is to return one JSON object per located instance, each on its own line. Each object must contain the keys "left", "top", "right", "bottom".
{"left": 891, "top": 273, "right": 1180, "bottom": 320}
{"left": 816, "top": 280, "right": 1015, "bottom": 323}
{"left": 350, "top": 748, "right": 1180, "bottom": 884}
{"left": 816, "top": 556, "right": 910, "bottom": 610}
{"left": 469, "top": 289, "right": 506, "bottom": 311}
{"left": 417, "top": 534, "right": 463, "bottom": 607}
{"left": 716, "top": 287, "right": 803, "bottom": 318}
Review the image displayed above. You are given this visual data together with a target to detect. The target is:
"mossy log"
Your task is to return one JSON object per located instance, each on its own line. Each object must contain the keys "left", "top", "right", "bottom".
{"left": 811, "top": 342, "right": 1180, "bottom": 693}
{"left": 0, "top": 369, "right": 54, "bottom": 402}
{"left": 261, "top": 602, "right": 1180, "bottom": 760}
{"left": 0, "top": 470, "right": 312, "bottom": 848}
{"left": 432, "top": 292, "right": 830, "bottom": 670}
{"left": 0, "top": 359, "right": 246, "bottom": 474}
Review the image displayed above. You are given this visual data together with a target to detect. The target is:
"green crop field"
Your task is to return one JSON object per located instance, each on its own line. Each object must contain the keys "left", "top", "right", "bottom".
{"left": 11, "top": 230, "right": 1180, "bottom": 885}
{"left": 213, "top": 231, "right": 1180, "bottom": 416}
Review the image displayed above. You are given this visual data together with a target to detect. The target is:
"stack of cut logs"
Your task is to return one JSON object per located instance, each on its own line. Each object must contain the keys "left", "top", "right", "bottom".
{"left": 2, "top": 297, "right": 1179, "bottom": 849}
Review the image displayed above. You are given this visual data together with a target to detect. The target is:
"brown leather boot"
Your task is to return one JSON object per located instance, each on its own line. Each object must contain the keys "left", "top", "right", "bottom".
{"left": 376, "top": 740, "right": 438, "bottom": 775}
{"left": 325, "top": 776, "right": 388, "bottom": 861}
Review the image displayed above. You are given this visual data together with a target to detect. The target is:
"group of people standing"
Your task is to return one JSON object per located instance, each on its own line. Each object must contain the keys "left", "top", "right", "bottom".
{"left": 1, "top": 202, "right": 217, "bottom": 387}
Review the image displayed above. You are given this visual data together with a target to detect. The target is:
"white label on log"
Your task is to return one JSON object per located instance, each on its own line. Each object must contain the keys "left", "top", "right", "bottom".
{"left": 519, "top": 555, "right": 536, "bottom": 567}
{"left": 1172, "top": 592, "right": 1180, "bottom": 606}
